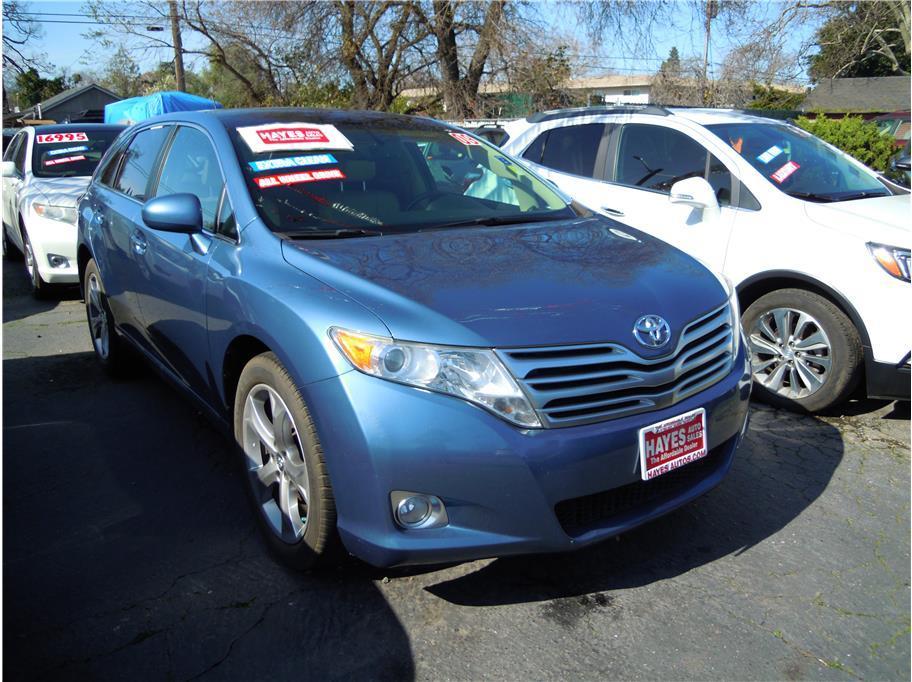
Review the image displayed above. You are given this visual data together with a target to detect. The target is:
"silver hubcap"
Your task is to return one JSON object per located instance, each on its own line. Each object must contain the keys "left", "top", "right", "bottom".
{"left": 749, "top": 307, "right": 832, "bottom": 399}
{"left": 86, "top": 273, "right": 109, "bottom": 359}
{"left": 242, "top": 384, "right": 311, "bottom": 543}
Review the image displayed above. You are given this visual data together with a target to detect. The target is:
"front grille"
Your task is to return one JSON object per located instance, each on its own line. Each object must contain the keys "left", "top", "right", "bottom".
{"left": 554, "top": 438, "right": 729, "bottom": 537}
{"left": 498, "top": 304, "right": 734, "bottom": 428}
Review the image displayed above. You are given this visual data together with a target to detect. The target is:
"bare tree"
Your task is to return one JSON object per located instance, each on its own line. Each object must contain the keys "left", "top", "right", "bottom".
{"left": 3, "top": 0, "right": 49, "bottom": 75}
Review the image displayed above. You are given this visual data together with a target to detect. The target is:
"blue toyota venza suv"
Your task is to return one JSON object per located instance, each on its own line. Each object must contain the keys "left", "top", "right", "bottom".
{"left": 77, "top": 108, "right": 751, "bottom": 568}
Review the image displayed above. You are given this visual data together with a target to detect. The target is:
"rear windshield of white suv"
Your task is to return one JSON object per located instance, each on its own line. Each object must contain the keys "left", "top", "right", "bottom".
{"left": 707, "top": 122, "right": 890, "bottom": 202}
{"left": 32, "top": 129, "right": 122, "bottom": 179}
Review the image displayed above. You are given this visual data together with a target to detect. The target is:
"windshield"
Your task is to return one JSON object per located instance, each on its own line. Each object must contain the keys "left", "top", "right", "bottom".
{"left": 707, "top": 122, "right": 890, "bottom": 202}
{"left": 229, "top": 121, "right": 573, "bottom": 235}
{"left": 32, "top": 129, "right": 122, "bottom": 178}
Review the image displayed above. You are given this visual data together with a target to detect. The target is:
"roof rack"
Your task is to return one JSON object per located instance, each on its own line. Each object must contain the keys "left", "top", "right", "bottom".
{"left": 526, "top": 105, "right": 671, "bottom": 123}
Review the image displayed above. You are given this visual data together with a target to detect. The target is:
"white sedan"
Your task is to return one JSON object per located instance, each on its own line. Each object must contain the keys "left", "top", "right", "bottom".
{"left": 2, "top": 124, "right": 124, "bottom": 297}
{"left": 502, "top": 107, "right": 910, "bottom": 412}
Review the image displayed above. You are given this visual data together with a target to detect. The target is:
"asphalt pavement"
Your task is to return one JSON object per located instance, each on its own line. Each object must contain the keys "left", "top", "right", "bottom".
{"left": 3, "top": 258, "right": 910, "bottom": 681}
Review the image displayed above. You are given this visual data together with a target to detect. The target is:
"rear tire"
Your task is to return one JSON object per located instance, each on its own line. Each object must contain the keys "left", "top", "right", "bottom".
{"left": 742, "top": 288, "right": 862, "bottom": 412}
{"left": 84, "top": 258, "right": 131, "bottom": 377}
{"left": 234, "top": 352, "right": 337, "bottom": 570}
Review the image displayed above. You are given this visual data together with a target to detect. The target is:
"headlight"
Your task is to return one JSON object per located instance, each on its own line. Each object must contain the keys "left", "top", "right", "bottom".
{"left": 33, "top": 202, "right": 77, "bottom": 224}
{"left": 329, "top": 328, "right": 542, "bottom": 428}
{"left": 867, "top": 242, "right": 910, "bottom": 282}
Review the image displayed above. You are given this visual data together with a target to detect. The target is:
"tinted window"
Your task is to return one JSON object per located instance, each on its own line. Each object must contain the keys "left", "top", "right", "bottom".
{"left": 155, "top": 126, "right": 224, "bottom": 231}
{"left": 32, "top": 129, "right": 122, "bottom": 178}
{"left": 708, "top": 154, "right": 732, "bottom": 207}
{"left": 13, "top": 135, "right": 28, "bottom": 174}
{"left": 522, "top": 132, "right": 547, "bottom": 164}
{"left": 114, "top": 126, "right": 171, "bottom": 200}
{"left": 540, "top": 124, "right": 605, "bottom": 177}
{"left": 99, "top": 145, "right": 125, "bottom": 187}
{"left": 616, "top": 124, "right": 707, "bottom": 193}
{"left": 216, "top": 190, "right": 238, "bottom": 240}
{"left": 3, "top": 133, "right": 23, "bottom": 163}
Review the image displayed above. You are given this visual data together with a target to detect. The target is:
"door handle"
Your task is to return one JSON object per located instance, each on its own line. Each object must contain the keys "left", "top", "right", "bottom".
{"left": 601, "top": 206, "right": 625, "bottom": 217}
{"left": 130, "top": 230, "right": 147, "bottom": 255}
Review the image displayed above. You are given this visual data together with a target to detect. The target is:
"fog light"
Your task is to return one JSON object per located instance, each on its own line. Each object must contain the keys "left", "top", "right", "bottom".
{"left": 47, "top": 254, "right": 69, "bottom": 268}
{"left": 390, "top": 490, "right": 448, "bottom": 529}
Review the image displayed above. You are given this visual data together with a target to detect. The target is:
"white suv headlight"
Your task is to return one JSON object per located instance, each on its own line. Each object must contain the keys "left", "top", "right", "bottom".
{"left": 330, "top": 328, "right": 542, "bottom": 428}
{"left": 33, "top": 202, "right": 77, "bottom": 225}
{"left": 867, "top": 242, "right": 911, "bottom": 282}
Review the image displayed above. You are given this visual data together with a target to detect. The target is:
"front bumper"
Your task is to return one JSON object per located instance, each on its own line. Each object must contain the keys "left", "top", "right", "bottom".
{"left": 24, "top": 213, "right": 78, "bottom": 284}
{"left": 301, "top": 346, "right": 752, "bottom": 568}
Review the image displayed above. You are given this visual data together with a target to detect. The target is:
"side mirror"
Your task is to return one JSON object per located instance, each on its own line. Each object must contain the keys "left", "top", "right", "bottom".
{"left": 1, "top": 161, "right": 18, "bottom": 178}
{"left": 669, "top": 177, "right": 720, "bottom": 220}
{"left": 141, "top": 193, "right": 202, "bottom": 234}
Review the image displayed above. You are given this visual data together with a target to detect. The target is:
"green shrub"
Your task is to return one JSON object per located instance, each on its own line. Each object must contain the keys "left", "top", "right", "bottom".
{"left": 794, "top": 113, "right": 896, "bottom": 172}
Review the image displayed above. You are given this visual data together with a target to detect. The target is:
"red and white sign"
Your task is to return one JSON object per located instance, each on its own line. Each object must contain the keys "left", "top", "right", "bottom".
{"left": 638, "top": 407, "right": 707, "bottom": 481}
{"left": 36, "top": 132, "right": 89, "bottom": 144}
{"left": 770, "top": 160, "right": 800, "bottom": 184}
{"left": 44, "top": 154, "right": 86, "bottom": 166}
{"left": 448, "top": 132, "right": 481, "bottom": 146}
{"left": 253, "top": 167, "right": 346, "bottom": 189}
{"left": 237, "top": 122, "right": 353, "bottom": 154}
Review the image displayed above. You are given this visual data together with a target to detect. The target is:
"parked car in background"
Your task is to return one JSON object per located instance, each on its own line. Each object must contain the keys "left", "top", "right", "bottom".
{"left": 502, "top": 106, "right": 910, "bottom": 412}
{"left": 886, "top": 142, "right": 911, "bottom": 188}
{"left": 2, "top": 124, "right": 125, "bottom": 296}
{"left": 873, "top": 111, "right": 911, "bottom": 147}
{"left": 78, "top": 108, "right": 751, "bottom": 569}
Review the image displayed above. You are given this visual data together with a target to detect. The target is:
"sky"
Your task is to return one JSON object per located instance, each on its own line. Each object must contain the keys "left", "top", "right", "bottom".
{"left": 10, "top": 0, "right": 823, "bottom": 85}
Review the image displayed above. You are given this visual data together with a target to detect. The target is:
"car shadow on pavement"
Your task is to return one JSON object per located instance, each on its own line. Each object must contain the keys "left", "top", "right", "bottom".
{"left": 3, "top": 351, "right": 415, "bottom": 681}
{"left": 423, "top": 405, "right": 845, "bottom": 607}
{"left": 1, "top": 262, "right": 81, "bottom": 323}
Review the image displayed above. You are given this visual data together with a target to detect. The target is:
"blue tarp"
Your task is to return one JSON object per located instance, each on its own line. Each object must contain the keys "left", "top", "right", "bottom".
{"left": 104, "top": 91, "right": 222, "bottom": 125}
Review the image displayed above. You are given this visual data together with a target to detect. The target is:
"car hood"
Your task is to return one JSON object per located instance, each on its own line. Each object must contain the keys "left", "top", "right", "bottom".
{"left": 281, "top": 217, "right": 727, "bottom": 350}
{"left": 23, "top": 176, "right": 91, "bottom": 208}
{"left": 803, "top": 194, "right": 910, "bottom": 245}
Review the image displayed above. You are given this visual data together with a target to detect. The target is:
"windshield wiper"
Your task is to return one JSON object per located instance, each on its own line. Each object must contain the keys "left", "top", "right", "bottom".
{"left": 279, "top": 228, "right": 383, "bottom": 240}
{"left": 829, "top": 191, "right": 889, "bottom": 202}
{"left": 419, "top": 212, "right": 568, "bottom": 231}
{"left": 785, "top": 191, "right": 836, "bottom": 203}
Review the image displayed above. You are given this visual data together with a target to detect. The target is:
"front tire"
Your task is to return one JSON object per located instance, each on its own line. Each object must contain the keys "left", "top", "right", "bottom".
{"left": 742, "top": 288, "right": 862, "bottom": 412}
{"left": 22, "top": 228, "right": 50, "bottom": 299}
{"left": 234, "top": 352, "right": 337, "bottom": 569}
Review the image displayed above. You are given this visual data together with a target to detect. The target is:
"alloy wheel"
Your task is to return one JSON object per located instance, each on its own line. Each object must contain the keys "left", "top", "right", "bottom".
{"left": 748, "top": 307, "right": 832, "bottom": 399}
{"left": 23, "top": 235, "right": 36, "bottom": 286}
{"left": 86, "top": 272, "right": 110, "bottom": 359}
{"left": 242, "top": 384, "right": 311, "bottom": 543}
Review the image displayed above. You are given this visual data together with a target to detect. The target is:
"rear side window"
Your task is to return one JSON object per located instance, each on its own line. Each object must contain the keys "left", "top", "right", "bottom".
{"left": 522, "top": 132, "right": 547, "bottom": 164}
{"left": 155, "top": 126, "right": 225, "bottom": 231}
{"left": 539, "top": 123, "right": 606, "bottom": 178}
{"left": 3, "top": 133, "right": 23, "bottom": 162}
{"left": 114, "top": 126, "right": 171, "bottom": 200}
{"left": 13, "top": 135, "right": 28, "bottom": 174}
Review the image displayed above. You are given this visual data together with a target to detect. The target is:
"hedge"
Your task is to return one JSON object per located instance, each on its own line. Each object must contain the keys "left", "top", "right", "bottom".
{"left": 794, "top": 113, "right": 896, "bottom": 172}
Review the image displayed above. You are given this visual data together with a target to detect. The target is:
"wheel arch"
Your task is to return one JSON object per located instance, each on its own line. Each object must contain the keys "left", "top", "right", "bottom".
{"left": 77, "top": 244, "right": 93, "bottom": 296}
{"left": 736, "top": 270, "right": 871, "bottom": 349}
{"left": 220, "top": 334, "right": 273, "bottom": 416}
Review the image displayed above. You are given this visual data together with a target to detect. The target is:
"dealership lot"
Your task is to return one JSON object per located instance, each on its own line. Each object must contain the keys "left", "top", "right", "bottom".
{"left": 3, "top": 264, "right": 909, "bottom": 681}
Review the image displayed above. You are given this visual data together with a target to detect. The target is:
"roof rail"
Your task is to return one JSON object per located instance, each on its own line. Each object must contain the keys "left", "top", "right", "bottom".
{"left": 526, "top": 105, "right": 671, "bottom": 123}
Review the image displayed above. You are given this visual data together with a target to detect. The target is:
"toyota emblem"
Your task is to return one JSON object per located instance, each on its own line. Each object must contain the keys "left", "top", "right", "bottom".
{"left": 633, "top": 315, "right": 671, "bottom": 348}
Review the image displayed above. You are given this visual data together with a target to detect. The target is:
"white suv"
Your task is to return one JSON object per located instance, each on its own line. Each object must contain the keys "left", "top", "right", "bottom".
{"left": 502, "top": 106, "right": 910, "bottom": 412}
{"left": 2, "top": 124, "right": 124, "bottom": 297}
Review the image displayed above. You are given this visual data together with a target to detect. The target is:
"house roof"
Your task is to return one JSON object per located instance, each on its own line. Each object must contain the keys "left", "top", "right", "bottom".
{"left": 20, "top": 82, "right": 121, "bottom": 116}
{"left": 800, "top": 76, "right": 911, "bottom": 113}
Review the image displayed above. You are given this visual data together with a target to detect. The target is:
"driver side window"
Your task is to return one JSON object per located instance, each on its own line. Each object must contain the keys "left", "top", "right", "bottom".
{"left": 155, "top": 126, "right": 224, "bottom": 232}
{"left": 613, "top": 124, "right": 733, "bottom": 206}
